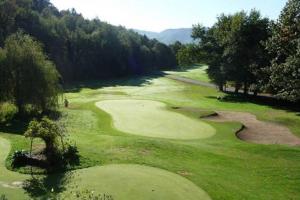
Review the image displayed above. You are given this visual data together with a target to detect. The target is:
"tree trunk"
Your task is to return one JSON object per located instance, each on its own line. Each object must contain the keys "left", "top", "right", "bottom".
{"left": 243, "top": 82, "right": 248, "bottom": 95}
{"left": 29, "top": 138, "right": 33, "bottom": 158}
{"left": 253, "top": 90, "right": 258, "bottom": 97}
{"left": 235, "top": 83, "right": 239, "bottom": 94}
{"left": 219, "top": 84, "right": 224, "bottom": 92}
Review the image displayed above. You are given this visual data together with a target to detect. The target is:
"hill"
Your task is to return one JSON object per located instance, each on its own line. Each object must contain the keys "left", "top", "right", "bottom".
{"left": 134, "top": 28, "right": 193, "bottom": 44}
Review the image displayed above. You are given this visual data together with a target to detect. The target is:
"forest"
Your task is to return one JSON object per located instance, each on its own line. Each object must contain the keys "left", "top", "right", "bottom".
{"left": 0, "top": 0, "right": 176, "bottom": 83}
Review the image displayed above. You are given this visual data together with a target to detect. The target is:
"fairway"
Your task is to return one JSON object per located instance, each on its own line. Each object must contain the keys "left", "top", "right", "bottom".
{"left": 61, "top": 164, "right": 211, "bottom": 200}
{"left": 96, "top": 99, "right": 215, "bottom": 140}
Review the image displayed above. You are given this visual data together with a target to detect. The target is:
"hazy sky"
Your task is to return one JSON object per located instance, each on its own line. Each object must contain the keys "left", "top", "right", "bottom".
{"left": 50, "top": 0, "right": 287, "bottom": 32}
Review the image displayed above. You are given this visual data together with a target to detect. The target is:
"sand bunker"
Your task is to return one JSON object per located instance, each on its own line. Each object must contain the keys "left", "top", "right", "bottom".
{"left": 96, "top": 99, "right": 215, "bottom": 140}
{"left": 205, "top": 111, "right": 300, "bottom": 146}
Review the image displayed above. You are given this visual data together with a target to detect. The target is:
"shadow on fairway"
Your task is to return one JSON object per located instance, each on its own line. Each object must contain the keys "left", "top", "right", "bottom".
{"left": 64, "top": 71, "right": 168, "bottom": 93}
{"left": 207, "top": 93, "right": 300, "bottom": 113}
{"left": 23, "top": 172, "right": 73, "bottom": 199}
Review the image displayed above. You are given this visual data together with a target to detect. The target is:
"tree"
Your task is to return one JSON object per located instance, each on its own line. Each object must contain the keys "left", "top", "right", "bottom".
{"left": 176, "top": 44, "right": 199, "bottom": 67}
{"left": 192, "top": 23, "right": 227, "bottom": 91}
{"left": 24, "top": 117, "right": 62, "bottom": 160}
{"left": 192, "top": 11, "right": 270, "bottom": 94}
{"left": 0, "top": 0, "right": 16, "bottom": 45}
{"left": 0, "top": 32, "right": 61, "bottom": 114}
{"left": 266, "top": 0, "right": 300, "bottom": 102}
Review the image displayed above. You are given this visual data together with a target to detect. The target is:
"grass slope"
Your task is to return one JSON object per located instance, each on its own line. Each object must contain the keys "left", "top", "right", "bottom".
{"left": 96, "top": 99, "right": 215, "bottom": 140}
{"left": 166, "top": 65, "right": 211, "bottom": 83}
{"left": 61, "top": 164, "right": 211, "bottom": 200}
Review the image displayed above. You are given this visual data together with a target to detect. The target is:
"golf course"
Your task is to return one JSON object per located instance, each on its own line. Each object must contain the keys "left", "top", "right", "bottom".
{"left": 0, "top": 65, "right": 300, "bottom": 199}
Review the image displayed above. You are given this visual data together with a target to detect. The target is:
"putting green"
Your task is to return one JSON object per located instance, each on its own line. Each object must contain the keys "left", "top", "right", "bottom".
{"left": 96, "top": 100, "right": 215, "bottom": 140}
{"left": 61, "top": 164, "right": 211, "bottom": 200}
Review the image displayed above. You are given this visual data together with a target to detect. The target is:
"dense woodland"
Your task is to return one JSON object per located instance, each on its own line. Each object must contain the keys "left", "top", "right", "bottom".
{"left": 0, "top": 0, "right": 176, "bottom": 83}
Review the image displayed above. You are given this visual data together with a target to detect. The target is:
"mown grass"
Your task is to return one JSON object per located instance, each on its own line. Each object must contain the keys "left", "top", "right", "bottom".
{"left": 166, "top": 64, "right": 211, "bottom": 83}
{"left": 0, "top": 66, "right": 300, "bottom": 199}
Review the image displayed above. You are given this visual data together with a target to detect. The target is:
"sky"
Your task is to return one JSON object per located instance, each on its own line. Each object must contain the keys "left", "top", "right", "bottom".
{"left": 50, "top": 0, "right": 287, "bottom": 32}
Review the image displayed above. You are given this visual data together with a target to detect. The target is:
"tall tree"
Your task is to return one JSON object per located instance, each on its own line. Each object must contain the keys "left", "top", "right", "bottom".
{"left": 193, "top": 11, "right": 270, "bottom": 94}
{"left": 266, "top": 0, "right": 300, "bottom": 102}
{"left": 0, "top": 32, "right": 61, "bottom": 114}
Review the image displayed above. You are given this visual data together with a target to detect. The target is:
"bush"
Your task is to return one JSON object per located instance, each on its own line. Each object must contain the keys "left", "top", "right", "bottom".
{"left": 63, "top": 144, "right": 80, "bottom": 165}
{"left": 0, "top": 102, "right": 18, "bottom": 123}
{"left": 12, "top": 150, "right": 29, "bottom": 168}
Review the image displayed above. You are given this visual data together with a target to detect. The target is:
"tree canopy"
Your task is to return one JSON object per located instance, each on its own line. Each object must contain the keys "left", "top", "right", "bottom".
{"left": 0, "top": 0, "right": 176, "bottom": 83}
{"left": 193, "top": 10, "right": 270, "bottom": 94}
{"left": 265, "top": 0, "right": 300, "bottom": 102}
{"left": 0, "top": 32, "right": 60, "bottom": 114}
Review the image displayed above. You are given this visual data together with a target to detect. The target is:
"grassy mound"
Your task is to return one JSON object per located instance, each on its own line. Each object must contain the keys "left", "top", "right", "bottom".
{"left": 96, "top": 99, "right": 215, "bottom": 140}
{"left": 61, "top": 164, "right": 211, "bottom": 200}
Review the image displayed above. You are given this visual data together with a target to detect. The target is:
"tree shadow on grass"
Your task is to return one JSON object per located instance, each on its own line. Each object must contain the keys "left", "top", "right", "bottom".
{"left": 0, "top": 120, "right": 28, "bottom": 135}
{"left": 23, "top": 171, "right": 74, "bottom": 199}
{"left": 64, "top": 71, "right": 168, "bottom": 93}
{"left": 207, "top": 93, "right": 300, "bottom": 113}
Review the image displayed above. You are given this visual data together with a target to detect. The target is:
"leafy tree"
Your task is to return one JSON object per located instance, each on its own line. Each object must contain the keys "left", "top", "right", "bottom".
{"left": 24, "top": 117, "right": 62, "bottom": 160}
{"left": 176, "top": 44, "right": 199, "bottom": 67}
{"left": 0, "top": 32, "right": 61, "bottom": 114}
{"left": 0, "top": 0, "right": 16, "bottom": 45}
{"left": 193, "top": 11, "right": 270, "bottom": 94}
{"left": 192, "top": 24, "right": 226, "bottom": 91}
{"left": 266, "top": 0, "right": 300, "bottom": 101}
{"left": 169, "top": 41, "right": 183, "bottom": 56}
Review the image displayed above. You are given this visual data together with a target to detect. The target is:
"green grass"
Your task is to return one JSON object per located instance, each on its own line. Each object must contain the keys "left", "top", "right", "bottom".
{"left": 0, "top": 65, "right": 300, "bottom": 199}
{"left": 166, "top": 64, "right": 211, "bottom": 83}
{"left": 96, "top": 99, "right": 215, "bottom": 140}
{"left": 60, "top": 164, "right": 211, "bottom": 200}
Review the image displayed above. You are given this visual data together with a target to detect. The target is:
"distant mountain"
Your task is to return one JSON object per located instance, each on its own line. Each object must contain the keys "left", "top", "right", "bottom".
{"left": 134, "top": 28, "right": 193, "bottom": 45}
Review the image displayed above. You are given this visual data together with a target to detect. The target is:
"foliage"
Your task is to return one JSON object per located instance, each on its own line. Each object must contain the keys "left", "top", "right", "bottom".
{"left": 11, "top": 150, "right": 29, "bottom": 168}
{"left": 24, "top": 117, "right": 62, "bottom": 161}
{"left": 176, "top": 44, "right": 199, "bottom": 67}
{"left": 0, "top": 0, "right": 176, "bottom": 83}
{"left": 192, "top": 10, "right": 270, "bottom": 93}
{"left": 265, "top": 0, "right": 300, "bottom": 101}
{"left": 63, "top": 144, "right": 80, "bottom": 166}
{"left": 0, "top": 102, "right": 18, "bottom": 123}
{"left": 0, "top": 32, "right": 61, "bottom": 114}
{"left": 22, "top": 117, "right": 79, "bottom": 170}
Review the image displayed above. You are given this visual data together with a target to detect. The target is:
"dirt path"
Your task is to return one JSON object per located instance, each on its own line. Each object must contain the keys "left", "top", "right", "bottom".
{"left": 205, "top": 111, "right": 300, "bottom": 146}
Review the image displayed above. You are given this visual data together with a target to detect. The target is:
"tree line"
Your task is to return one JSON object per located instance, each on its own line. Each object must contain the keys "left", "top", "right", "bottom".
{"left": 0, "top": 0, "right": 176, "bottom": 83}
{"left": 191, "top": 0, "right": 300, "bottom": 102}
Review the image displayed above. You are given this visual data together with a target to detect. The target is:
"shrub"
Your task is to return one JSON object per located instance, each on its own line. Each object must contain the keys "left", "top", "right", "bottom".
{"left": 0, "top": 102, "right": 18, "bottom": 123}
{"left": 12, "top": 150, "right": 29, "bottom": 168}
{"left": 63, "top": 144, "right": 80, "bottom": 166}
